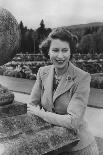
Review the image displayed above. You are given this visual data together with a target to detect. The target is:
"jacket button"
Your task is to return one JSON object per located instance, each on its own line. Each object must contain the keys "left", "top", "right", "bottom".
{"left": 68, "top": 76, "right": 71, "bottom": 80}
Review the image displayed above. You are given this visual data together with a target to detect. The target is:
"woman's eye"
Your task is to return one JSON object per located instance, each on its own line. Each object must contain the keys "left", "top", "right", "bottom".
{"left": 52, "top": 49, "right": 59, "bottom": 52}
{"left": 62, "top": 49, "right": 68, "bottom": 52}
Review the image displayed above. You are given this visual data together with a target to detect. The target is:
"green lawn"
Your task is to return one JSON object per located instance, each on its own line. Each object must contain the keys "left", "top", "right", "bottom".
{"left": 0, "top": 75, "right": 34, "bottom": 94}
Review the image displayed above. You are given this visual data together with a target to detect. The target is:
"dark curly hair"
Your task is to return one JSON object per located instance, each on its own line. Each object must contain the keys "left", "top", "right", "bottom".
{"left": 39, "top": 27, "right": 78, "bottom": 59}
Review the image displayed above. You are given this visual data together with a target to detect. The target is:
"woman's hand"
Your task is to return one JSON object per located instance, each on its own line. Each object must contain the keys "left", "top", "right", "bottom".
{"left": 27, "top": 104, "right": 45, "bottom": 117}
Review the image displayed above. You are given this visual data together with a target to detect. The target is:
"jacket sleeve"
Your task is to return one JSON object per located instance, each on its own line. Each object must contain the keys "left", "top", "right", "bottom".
{"left": 29, "top": 68, "right": 42, "bottom": 106}
{"left": 67, "top": 72, "right": 91, "bottom": 129}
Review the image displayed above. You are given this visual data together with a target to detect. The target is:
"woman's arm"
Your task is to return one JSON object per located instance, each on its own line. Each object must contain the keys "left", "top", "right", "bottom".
{"left": 28, "top": 106, "right": 73, "bottom": 129}
{"left": 37, "top": 110, "right": 74, "bottom": 129}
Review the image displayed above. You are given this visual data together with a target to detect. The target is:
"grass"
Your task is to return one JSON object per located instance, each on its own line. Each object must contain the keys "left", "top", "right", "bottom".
{"left": 0, "top": 75, "right": 34, "bottom": 94}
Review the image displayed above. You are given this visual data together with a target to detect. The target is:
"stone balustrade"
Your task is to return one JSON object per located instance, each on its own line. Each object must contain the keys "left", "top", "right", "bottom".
{"left": 0, "top": 108, "right": 79, "bottom": 155}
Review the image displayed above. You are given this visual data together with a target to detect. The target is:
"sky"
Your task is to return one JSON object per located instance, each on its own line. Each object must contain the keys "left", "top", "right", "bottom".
{"left": 0, "top": 0, "right": 103, "bottom": 29}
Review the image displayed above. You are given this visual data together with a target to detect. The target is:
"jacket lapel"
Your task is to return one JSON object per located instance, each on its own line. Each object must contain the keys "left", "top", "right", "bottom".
{"left": 43, "top": 65, "right": 54, "bottom": 111}
{"left": 53, "top": 62, "right": 76, "bottom": 103}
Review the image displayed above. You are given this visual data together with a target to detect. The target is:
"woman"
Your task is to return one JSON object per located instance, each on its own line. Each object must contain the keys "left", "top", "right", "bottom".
{"left": 28, "top": 27, "right": 99, "bottom": 154}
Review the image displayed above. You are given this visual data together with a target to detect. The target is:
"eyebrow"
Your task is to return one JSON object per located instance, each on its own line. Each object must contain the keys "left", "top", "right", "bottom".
{"left": 51, "top": 48, "right": 59, "bottom": 49}
{"left": 62, "top": 48, "right": 69, "bottom": 49}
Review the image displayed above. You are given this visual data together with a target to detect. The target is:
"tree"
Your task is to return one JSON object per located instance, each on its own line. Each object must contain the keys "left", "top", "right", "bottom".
{"left": 77, "top": 34, "right": 95, "bottom": 54}
{"left": 19, "top": 21, "right": 24, "bottom": 34}
{"left": 40, "top": 19, "right": 45, "bottom": 29}
{"left": 34, "top": 20, "right": 52, "bottom": 54}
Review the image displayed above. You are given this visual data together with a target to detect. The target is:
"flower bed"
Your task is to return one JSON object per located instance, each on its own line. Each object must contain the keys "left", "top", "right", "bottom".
{"left": 0, "top": 60, "right": 52, "bottom": 80}
{"left": 1, "top": 53, "right": 103, "bottom": 82}
{"left": 0, "top": 65, "right": 37, "bottom": 80}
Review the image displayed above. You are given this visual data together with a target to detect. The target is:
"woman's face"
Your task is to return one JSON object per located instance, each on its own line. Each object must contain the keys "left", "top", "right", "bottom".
{"left": 49, "top": 39, "right": 71, "bottom": 69}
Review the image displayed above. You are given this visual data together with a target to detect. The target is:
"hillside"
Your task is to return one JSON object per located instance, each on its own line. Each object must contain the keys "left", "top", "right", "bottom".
{"left": 67, "top": 22, "right": 103, "bottom": 29}
{"left": 60, "top": 22, "right": 103, "bottom": 42}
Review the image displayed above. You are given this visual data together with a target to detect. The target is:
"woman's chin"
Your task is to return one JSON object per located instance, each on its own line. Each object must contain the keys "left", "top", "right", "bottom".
{"left": 54, "top": 63, "right": 66, "bottom": 69}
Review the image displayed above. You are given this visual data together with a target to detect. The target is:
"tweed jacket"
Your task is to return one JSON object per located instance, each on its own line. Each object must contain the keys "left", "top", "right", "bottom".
{"left": 30, "top": 62, "right": 95, "bottom": 151}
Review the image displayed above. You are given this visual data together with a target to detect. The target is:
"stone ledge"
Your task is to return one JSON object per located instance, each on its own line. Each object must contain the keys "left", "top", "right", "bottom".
{"left": 0, "top": 113, "right": 79, "bottom": 155}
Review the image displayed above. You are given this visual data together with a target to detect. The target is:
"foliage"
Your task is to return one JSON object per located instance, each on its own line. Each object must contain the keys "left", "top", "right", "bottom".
{"left": 90, "top": 74, "right": 103, "bottom": 89}
{"left": 77, "top": 31, "right": 103, "bottom": 54}
{"left": 18, "top": 21, "right": 103, "bottom": 57}
{"left": 19, "top": 20, "right": 52, "bottom": 55}
{"left": 1, "top": 66, "right": 37, "bottom": 80}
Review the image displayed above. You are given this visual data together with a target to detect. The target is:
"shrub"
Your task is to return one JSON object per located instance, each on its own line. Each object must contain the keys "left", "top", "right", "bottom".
{"left": 29, "top": 74, "right": 37, "bottom": 80}
{"left": 0, "top": 67, "right": 5, "bottom": 75}
{"left": 90, "top": 73, "right": 103, "bottom": 89}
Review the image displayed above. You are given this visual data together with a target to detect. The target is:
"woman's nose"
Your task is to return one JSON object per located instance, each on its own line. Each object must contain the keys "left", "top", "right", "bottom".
{"left": 57, "top": 51, "right": 63, "bottom": 58}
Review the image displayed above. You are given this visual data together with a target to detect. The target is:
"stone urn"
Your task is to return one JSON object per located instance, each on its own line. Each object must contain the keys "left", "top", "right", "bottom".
{"left": 0, "top": 7, "right": 20, "bottom": 66}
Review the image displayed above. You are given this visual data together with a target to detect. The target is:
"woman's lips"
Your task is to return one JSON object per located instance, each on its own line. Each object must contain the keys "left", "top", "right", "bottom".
{"left": 56, "top": 60, "right": 65, "bottom": 64}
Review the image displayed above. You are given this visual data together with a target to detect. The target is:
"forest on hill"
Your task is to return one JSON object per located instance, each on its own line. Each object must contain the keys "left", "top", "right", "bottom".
{"left": 19, "top": 20, "right": 103, "bottom": 57}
